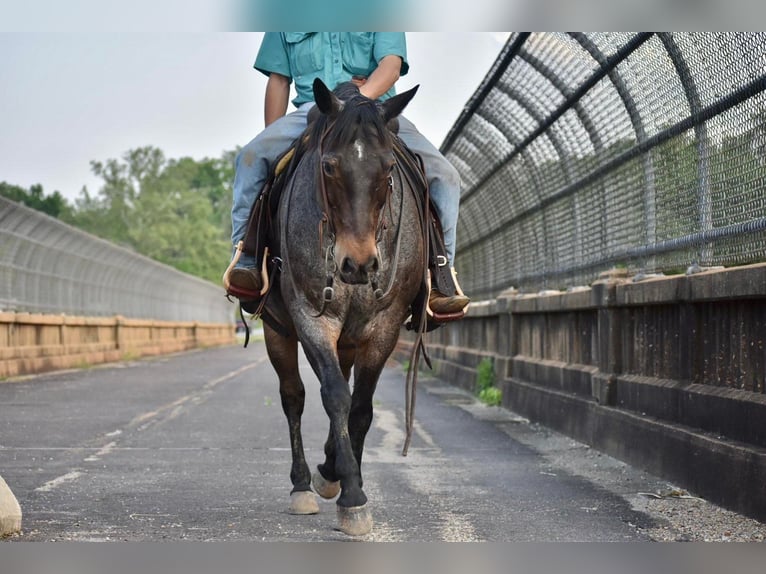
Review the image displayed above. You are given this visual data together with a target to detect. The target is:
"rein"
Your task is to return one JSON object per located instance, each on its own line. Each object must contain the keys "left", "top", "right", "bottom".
{"left": 398, "top": 144, "right": 431, "bottom": 457}
{"left": 312, "top": 120, "right": 339, "bottom": 318}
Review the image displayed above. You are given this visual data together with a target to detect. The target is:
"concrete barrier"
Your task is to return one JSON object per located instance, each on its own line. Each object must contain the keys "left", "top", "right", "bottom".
{"left": 398, "top": 262, "right": 766, "bottom": 521}
{"left": 0, "top": 475, "right": 21, "bottom": 536}
{"left": 0, "top": 312, "right": 235, "bottom": 379}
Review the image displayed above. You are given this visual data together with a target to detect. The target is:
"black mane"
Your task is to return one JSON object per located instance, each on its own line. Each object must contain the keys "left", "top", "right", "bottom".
{"left": 304, "top": 82, "right": 391, "bottom": 152}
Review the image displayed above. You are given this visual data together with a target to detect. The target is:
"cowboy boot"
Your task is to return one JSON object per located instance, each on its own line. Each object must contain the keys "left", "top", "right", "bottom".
{"left": 428, "top": 267, "right": 470, "bottom": 315}
{"left": 227, "top": 267, "right": 263, "bottom": 302}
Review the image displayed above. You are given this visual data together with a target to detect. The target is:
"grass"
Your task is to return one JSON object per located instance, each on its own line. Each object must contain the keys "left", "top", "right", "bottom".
{"left": 475, "top": 357, "right": 502, "bottom": 406}
{"left": 400, "top": 354, "right": 502, "bottom": 406}
{"left": 478, "top": 386, "right": 502, "bottom": 406}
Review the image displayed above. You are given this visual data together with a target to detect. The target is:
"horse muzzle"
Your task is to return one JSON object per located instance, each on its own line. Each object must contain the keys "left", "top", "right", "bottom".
{"left": 339, "top": 255, "right": 379, "bottom": 285}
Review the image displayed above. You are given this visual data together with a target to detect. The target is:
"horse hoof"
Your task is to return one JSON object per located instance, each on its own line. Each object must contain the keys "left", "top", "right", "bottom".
{"left": 289, "top": 490, "right": 319, "bottom": 515}
{"left": 336, "top": 504, "right": 373, "bottom": 536}
{"left": 312, "top": 471, "right": 341, "bottom": 500}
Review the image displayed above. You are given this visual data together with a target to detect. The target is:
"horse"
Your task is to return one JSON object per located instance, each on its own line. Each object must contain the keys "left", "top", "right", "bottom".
{"left": 259, "top": 78, "right": 425, "bottom": 536}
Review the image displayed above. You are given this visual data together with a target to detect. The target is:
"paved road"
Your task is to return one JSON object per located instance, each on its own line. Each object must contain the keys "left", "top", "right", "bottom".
{"left": 0, "top": 343, "right": 724, "bottom": 541}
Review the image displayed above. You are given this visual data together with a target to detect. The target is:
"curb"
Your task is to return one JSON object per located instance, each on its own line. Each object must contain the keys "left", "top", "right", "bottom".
{"left": 499, "top": 376, "right": 766, "bottom": 522}
{"left": 0, "top": 475, "right": 22, "bottom": 536}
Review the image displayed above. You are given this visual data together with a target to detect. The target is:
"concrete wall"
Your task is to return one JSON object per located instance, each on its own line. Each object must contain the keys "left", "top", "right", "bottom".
{"left": 0, "top": 312, "right": 234, "bottom": 379}
{"left": 398, "top": 263, "right": 766, "bottom": 521}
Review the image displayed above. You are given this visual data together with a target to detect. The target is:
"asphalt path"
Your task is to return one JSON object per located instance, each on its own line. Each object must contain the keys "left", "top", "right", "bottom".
{"left": 0, "top": 343, "right": 667, "bottom": 541}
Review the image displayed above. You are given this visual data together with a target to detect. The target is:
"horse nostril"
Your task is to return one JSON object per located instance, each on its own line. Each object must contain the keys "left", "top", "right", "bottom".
{"left": 366, "top": 257, "right": 380, "bottom": 274}
{"left": 341, "top": 257, "right": 357, "bottom": 275}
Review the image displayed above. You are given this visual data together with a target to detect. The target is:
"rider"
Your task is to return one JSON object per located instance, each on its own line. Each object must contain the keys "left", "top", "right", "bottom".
{"left": 225, "top": 32, "right": 469, "bottom": 315}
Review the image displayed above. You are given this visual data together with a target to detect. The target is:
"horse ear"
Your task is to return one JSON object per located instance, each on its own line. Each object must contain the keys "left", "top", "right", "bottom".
{"left": 381, "top": 85, "right": 419, "bottom": 122}
{"left": 313, "top": 78, "right": 342, "bottom": 117}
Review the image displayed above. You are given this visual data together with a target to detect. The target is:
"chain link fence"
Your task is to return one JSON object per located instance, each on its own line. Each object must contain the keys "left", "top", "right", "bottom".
{"left": 445, "top": 33, "right": 766, "bottom": 299}
{"left": 0, "top": 196, "right": 233, "bottom": 323}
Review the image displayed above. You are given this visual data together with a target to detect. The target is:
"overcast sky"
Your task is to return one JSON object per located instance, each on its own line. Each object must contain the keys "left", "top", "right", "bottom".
{"left": 1, "top": 33, "right": 509, "bottom": 201}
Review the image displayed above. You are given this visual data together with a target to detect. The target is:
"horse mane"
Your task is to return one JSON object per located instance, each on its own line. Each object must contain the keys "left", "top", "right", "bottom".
{"left": 302, "top": 82, "right": 392, "bottom": 154}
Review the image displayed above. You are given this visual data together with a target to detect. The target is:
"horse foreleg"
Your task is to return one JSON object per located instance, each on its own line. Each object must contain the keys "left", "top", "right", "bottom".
{"left": 314, "top": 346, "right": 354, "bottom": 500}
{"left": 348, "top": 364, "right": 381, "bottom": 474}
{"left": 301, "top": 337, "right": 371, "bottom": 535}
{"left": 264, "top": 324, "right": 318, "bottom": 515}
{"left": 348, "top": 339, "right": 395, "bottom": 473}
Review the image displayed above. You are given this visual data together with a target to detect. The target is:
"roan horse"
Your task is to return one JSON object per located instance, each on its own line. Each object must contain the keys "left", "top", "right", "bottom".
{"left": 260, "top": 78, "right": 425, "bottom": 536}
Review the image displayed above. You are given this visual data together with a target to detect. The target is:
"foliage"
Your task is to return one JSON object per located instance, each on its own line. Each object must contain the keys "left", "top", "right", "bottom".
{"left": 0, "top": 182, "right": 73, "bottom": 219}
{"left": 475, "top": 357, "right": 502, "bottom": 406}
{"left": 478, "top": 386, "right": 502, "bottom": 406}
{"left": 2, "top": 146, "right": 237, "bottom": 284}
{"left": 476, "top": 357, "right": 495, "bottom": 393}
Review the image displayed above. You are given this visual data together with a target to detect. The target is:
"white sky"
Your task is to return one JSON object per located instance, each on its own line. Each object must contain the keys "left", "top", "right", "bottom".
{"left": 0, "top": 33, "right": 509, "bottom": 201}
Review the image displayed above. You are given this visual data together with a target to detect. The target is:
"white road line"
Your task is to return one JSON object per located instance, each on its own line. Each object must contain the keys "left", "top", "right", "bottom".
{"left": 83, "top": 441, "right": 116, "bottom": 462}
{"left": 128, "top": 359, "right": 268, "bottom": 430}
{"left": 35, "top": 470, "right": 83, "bottom": 492}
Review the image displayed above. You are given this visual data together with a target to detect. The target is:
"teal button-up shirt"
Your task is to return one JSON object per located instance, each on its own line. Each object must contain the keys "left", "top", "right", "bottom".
{"left": 254, "top": 32, "right": 409, "bottom": 107}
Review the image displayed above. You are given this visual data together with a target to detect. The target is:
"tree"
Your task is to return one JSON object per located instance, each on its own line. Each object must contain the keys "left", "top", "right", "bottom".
{"left": 127, "top": 155, "right": 231, "bottom": 282}
{"left": 4, "top": 146, "right": 237, "bottom": 284}
{"left": 66, "top": 146, "right": 235, "bottom": 283}
{"left": 0, "top": 181, "right": 73, "bottom": 219}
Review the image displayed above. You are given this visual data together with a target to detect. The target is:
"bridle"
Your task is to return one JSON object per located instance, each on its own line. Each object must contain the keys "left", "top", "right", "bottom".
{"left": 311, "top": 111, "right": 399, "bottom": 317}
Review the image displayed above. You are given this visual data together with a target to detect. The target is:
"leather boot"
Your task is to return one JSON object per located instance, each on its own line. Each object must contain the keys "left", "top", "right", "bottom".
{"left": 428, "top": 289, "right": 470, "bottom": 314}
{"left": 227, "top": 267, "right": 263, "bottom": 301}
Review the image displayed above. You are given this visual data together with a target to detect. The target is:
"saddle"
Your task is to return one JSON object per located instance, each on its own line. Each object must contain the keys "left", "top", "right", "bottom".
{"left": 236, "top": 134, "right": 464, "bottom": 333}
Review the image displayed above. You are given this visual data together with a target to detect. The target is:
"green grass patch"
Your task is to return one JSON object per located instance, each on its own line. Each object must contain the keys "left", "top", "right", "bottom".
{"left": 478, "top": 386, "right": 502, "bottom": 406}
{"left": 475, "top": 357, "right": 502, "bottom": 406}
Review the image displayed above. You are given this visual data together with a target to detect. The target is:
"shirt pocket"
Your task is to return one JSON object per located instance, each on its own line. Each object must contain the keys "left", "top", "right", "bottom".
{"left": 284, "top": 32, "right": 321, "bottom": 77}
{"left": 341, "top": 32, "right": 375, "bottom": 76}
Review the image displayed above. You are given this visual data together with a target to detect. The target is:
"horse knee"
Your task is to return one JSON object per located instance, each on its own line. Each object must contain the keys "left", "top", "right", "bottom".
{"left": 350, "top": 402, "right": 374, "bottom": 431}
{"left": 320, "top": 383, "right": 351, "bottom": 416}
{"left": 280, "top": 380, "right": 305, "bottom": 415}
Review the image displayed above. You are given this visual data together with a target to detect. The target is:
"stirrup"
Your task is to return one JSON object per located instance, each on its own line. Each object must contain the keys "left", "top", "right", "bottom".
{"left": 425, "top": 267, "right": 469, "bottom": 320}
{"left": 222, "top": 242, "right": 270, "bottom": 299}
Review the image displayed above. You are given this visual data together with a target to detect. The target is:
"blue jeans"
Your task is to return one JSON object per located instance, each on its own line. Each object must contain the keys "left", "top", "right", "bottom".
{"left": 231, "top": 103, "right": 461, "bottom": 266}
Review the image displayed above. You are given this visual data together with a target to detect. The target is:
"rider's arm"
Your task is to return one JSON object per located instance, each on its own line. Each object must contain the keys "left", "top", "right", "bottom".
{"left": 265, "top": 72, "right": 290, "bottom": 127}
{"left": 358, "top": 55, "right": 402, "bottom": 101}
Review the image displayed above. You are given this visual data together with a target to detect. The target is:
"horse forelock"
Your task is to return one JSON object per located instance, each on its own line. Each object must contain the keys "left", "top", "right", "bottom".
{"left": 308, "top": 96, "right": 391, "bottom": 153}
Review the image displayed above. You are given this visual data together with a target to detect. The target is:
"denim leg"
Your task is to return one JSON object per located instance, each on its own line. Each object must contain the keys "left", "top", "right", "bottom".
{"left": 230, "top": 103, "right": 314, "bottom": 267}
{"left": 396, "top": 116, "right": 462, "bottom": 265}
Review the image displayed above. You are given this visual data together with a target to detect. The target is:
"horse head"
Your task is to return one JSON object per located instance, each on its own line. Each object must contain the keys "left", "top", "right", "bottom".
{"left": 311, "top": 78, "right": 418, "bottom": 285}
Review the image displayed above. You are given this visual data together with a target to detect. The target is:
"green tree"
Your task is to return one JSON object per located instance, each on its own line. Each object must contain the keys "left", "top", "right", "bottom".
{"left": 70, "top": 146, "right": 166, "bottom": 246}
{"left": 67, "top": 146, "right": 234, "bottom": 283}
{"left": 128, "top": 156, "right": 230, "bottom": 282}
{"left": 0, "top": 181, "right": 73, "bottom": 219}
{"left": 4, "top": 146, "right": 236, "bottom": 284}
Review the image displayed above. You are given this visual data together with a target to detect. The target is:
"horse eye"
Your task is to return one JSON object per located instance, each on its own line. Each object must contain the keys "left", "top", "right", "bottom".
{"left": 322, "top": 159, "right": 336, "bottom": 176}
